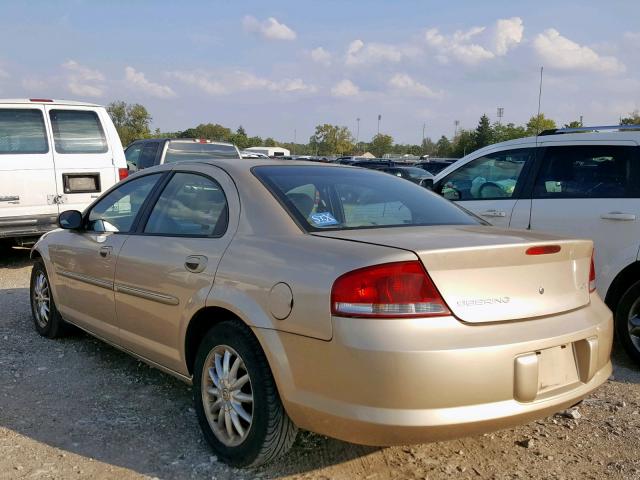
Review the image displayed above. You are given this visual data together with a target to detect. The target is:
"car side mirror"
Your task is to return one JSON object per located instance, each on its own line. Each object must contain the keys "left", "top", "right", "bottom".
{"left": 58, "top": 210, "right": 83, "bottom": 230}
{"left": 421, "top": 178, "right": 434, "bottom": 190}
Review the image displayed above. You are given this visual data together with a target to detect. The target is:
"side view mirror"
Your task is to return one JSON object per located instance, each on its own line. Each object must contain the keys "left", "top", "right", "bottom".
{"left": 57, "top": 210, "right": 83, "bottom": 230}
{"left": 421, "top": 178, "right": 434, "bottom": 190}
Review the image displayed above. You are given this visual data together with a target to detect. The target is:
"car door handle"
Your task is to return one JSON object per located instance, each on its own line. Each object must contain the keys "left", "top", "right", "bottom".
{"left": 600, "top": 212, "right": 636, "bottom": 221}
{"left": 480, "top": 209, "right": 507, "bottom": 218}
{"left": 99, "top": 246, "right": 113, "bottom": 258}
{"left": 185, "top": 255, "right": 208, "bottom": 273}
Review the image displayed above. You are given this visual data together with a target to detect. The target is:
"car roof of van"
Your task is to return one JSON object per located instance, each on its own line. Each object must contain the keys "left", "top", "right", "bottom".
{"left": 0, "top": 98, "right": 102, "bottom": 107}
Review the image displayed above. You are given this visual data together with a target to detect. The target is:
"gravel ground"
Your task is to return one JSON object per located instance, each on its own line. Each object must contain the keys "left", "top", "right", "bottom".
{"left": 1, "top": 245, "right": 639, "bottom": 480}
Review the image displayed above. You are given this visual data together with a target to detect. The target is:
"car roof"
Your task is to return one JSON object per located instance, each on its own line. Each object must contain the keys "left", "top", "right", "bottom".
{"left": 0, "top": 98, "right": 102, "bottom": 107}
{"left": 131, "top": 138, "right": 236, "bottom": 147}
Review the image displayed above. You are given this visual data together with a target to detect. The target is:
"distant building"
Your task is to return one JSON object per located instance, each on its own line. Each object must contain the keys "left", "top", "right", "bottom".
{"left": 360, "top": 152, "right": 375, "bottom": 158}
{"left": 245, "top": 146, "right": 290, "bottom": 157}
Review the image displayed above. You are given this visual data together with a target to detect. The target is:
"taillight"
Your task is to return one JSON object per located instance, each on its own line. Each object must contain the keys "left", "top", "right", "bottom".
{"left": 118, "top": 168, "right": 129, "bottom": 181}
{"left": 331, "top": 261, "right": 450, "bottom": 318}
{"left": 589, "top": 251, "right": 596, "bottom": 293}
{"left": 526, "top": 245, "right": 561, "bottom": 255}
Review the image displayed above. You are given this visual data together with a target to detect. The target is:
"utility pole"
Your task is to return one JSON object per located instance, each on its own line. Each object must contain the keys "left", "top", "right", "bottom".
{"left": 422, "top": 123, "right": 426, "bottom": 144}
{"left": 377, "top": 114, "right": 381, "bottom": 135}
{"left": 293, "top": 128, "right": 296, "bottom": 156}
{"left": 579, "top": 115, "right": 583, "bottom": 127}
{"left": 497, "top": 107, "right": 504, "bottom": 125}
{"left": 356, "top": 117, "right": 360, "bottom": 153}
{"left": 454, "top": 120, "right": 460, "bottom": 137}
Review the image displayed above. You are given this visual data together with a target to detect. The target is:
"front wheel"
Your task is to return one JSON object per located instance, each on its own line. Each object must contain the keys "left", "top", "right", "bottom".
{"left": 193, "top": 321, "right": 298, "bottom": 467}
{"left": 30, "top": 259, "right": 67, "bottom": 339}
{"left": 615, "top": 280, "right": 640, "bottom": 365}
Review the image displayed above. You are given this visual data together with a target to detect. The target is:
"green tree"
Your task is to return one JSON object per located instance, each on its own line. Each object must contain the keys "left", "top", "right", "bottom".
{"left": 620, "top": 110, "right": 640, "bottom": 125}
{"left": 264, "top": 137, "right": 277, "bottom": 147}
{"left": 246, "top": 135, "right": 263, "bottom": 147}
{"left": 309, "top": 124, "right": 354, "bottom": 155}
{"left": 179, "top": 123, "right": 232, "bottom": 142}
{"left": 232, "top": 125, "right": 249, "bottom": 149}
{"left": 107, "top": 101, "right": 152, "bottom": 146}
{"left": 450, "top": 130, "right": 476, "bottom": 158}
{"left": 492, "top": 122, "right": 527, "bottom": 143}
{"left": 526, "top": 113, "right": 556, "bottom": 136}
{"left": 421, "top": 137, "right": 437, "bottom": 156}
{"left": 435, "top": 135, "right": 452, "bottom": 157}
{"left": 563, "top": 120, "right": 583, "bottom": 128}
{"left": 474, "top": 114, "right": 492, "bottom": 150}
{"left": 370, "top": 133, "right": 393, "bottom": 157}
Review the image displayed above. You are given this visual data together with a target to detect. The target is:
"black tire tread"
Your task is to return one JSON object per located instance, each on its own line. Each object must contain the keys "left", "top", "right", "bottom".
{"left": 30, "top": 259, "right": 67, "bottom": 339}
{"left": 615, "top": 280, "right": 640, "bottom": 365}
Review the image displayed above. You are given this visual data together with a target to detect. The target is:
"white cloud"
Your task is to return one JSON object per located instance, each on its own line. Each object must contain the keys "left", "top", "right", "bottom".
{"left": 242, "top": 15, "right": 296, "bottom": 41}
{"left": 345, "top": 39, "right": 417, "bottom": 66}
{"left": 424, "top": 17, "right": 523, "bottom": 65}
{"left": 389, "top": 73, "right": 441, "bottom": 98}
{"left": 493, "top": 17, "right": 524, "bottom": 55}
{"left": 533, "top": 29, "right": 625, "bottom": 74}
{"left": 125, "top": 66, "right": 176, "bottom": 98}
{"left": 22, "top": 77, "right": 47, "bottom": 91}
{"left": 331, "top": 79, "right": 359, "bottom": 97}
{"left": 310, "top": 47, "right": 331, "bottom": 66}
{"left": 168, "top": 70, "right": 316, "bottom": 95}
{"left": 0, "top": 67, "right": 9, "bottom": 79}
{"left": 62, "top": 60, "right": 105, "bottom": 97}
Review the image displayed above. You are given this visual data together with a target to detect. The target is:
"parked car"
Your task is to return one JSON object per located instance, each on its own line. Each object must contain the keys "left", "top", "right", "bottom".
{"left": 414, "top": 159, "right": 457, "bottom": 175}
{"left": 376, "top": 166, "right": 435, "bottom": 187}
{"left": 433, "top": 125, "right": 640, "bottom": 363}
{"left": 31, "top": 159, "right": 612, "bottom": 467}
{"left": 240, "top": 150, "right": 269, "bottom": 159}
{"left": 0, "top": 98, "right": 127, "bottom": 245}
{"left": 125, "top": 138, "right": 240, "bottom": 171}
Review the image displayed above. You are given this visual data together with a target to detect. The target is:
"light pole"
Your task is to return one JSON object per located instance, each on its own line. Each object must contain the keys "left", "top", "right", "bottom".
{"left": 454, "top": 120, "right": 460, "bottom": 137}
{"left": 377, "top": 114, "right": 381, "bottom": 135}
{"left": 497, "top": 107, "right": 504, "bottom": 125}
{"left": 293, "top": 128, "right": 296, "bottom": 156}
{"left": 356, "top": 117, "right": 360, "bottom": 153}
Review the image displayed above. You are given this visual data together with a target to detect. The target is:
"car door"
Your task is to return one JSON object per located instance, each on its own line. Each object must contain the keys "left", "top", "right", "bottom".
{"left": 48, "top": 173, "right": 163, "bottom": 342}
{"left": 46, "top": 106, "right": 118, "bottom": 214}
{"left": 0, "top": 105, "right": 58, "bottom": 229}
{"left": 435, "top": 147, "right": 536, "bottom": 228}
{"left": 113, "top": 165, "right": 239, "bottom": 373}
{"left": 529, "top": 143, "right": 640, "bottom": 295}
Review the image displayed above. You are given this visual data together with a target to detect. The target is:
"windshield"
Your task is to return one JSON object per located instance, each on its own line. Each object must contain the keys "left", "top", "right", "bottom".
{"left": 164, "top": 141, "right": 240, "bottom": 162}
{"left": 254, "top": 165, "right": 480, "bottom": 232}
{"left": 401, "top": 167, "right": 432, "bottom": 178}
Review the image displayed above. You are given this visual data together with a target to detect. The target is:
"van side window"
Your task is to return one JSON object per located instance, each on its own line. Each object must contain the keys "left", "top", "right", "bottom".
{"left": 49, "top": 110, "right": 108, "bottom": 154}
{"left": 0, "top": 109, "right": 48, "bottom": 154}
{"left": 534, "top": 145, "right": 638, "bottom": 199}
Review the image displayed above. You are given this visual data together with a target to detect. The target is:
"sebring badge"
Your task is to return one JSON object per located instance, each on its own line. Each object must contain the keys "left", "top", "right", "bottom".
{"left": 457, "top": 297, "right": 510, "bottom": 307}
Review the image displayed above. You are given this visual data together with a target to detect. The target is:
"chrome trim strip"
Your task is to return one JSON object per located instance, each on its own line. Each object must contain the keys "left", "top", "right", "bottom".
{"left": 114, "top": 283, "right": 179, "bottom": 306}
{"left": 0, "top": 195, "right": 20, "bottom": 202}
{"left": 57, "top": 268, "right": 114, "bottom": 290}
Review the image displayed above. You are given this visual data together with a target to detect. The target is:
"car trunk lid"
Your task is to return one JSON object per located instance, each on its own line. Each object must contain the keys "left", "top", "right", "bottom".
{"left": 313, "top": 225, "right": 593, "bottom": 323}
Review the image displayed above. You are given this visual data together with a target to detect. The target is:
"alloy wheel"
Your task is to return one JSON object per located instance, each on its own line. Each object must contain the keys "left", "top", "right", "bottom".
{"left": 201, "top": 345, "right": 254, "bottom": 447}
{"left": 32, "top": 272, "right": 50, "bottom": 329}
{"left": 628, "top": 298, "right": 640, "bottom": 352}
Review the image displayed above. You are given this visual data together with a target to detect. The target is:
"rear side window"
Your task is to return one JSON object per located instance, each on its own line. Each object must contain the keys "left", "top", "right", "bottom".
{"left": 49, "top": 110, "right": 108, "bottom": 154}
{"left": 534, "top": 145, "right": 639, "bottom": 198}
{"left": 164, "top": 141, "right": 239, "bottom": 162}
{"left": 139, "top": 142, "right": 159, "bottom": 169}
{"left": 0, "top": 109, "right": 48, "bottom": 154}
{"left": 254, "top": 166, "right": 479, "bottom": 232}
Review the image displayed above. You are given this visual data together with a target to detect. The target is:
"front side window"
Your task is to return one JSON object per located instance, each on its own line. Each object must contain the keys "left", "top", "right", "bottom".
{"left": 138, "top": 142, "right": 159, "bottom": 169}
{"left": 534, "top": 145, "right": 638, "bottom": 198}
{"left": 0, "top": 109, "right": 48, "bottom": 154}
{"left": 49, "top": 110, "right": 108, "bottom": 154}
{"left": 440, "top": 149, "right": 532, "bottom": 200}
{"left": 144, "top": 173, "right": 228, "bottom": 236}
{"left": 87, "top": 174, "right": 161, "bottom": 233}
{"left": 125, "top": 143, "right": 143, "bottom": 171}
{"left": 254, "top": 166, "right": 479, "bottom": 232}
{"left": 164, "top": 141, "right": 240, "bottom": 162}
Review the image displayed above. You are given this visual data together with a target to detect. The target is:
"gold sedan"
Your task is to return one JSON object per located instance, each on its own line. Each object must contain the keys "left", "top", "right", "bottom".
{"left": 30, "top": 159, "right": 612, "bottom": 467}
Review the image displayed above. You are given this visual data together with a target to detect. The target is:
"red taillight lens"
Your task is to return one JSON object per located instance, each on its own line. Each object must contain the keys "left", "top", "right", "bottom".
{"left": 589, "top": 251, "right": 596, "bottom": 293}
{"left": 331, "top": 261, "right": 450, "bottom": 318}
{"left": 118, "top": 168, "right": 129, "bottom": 181}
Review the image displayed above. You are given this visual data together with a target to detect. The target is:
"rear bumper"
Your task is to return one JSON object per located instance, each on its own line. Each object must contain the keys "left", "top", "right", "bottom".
{"left": 0, "top": 214, "right": 57, "bottom": 239}
{"left": 256, "top": 294, "right": 613, "bottom": 446}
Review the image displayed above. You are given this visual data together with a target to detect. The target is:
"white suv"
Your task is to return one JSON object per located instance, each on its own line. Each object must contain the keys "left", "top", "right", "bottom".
{"left": 0, "top": 99, "right": 127, "bottom": 244}
{"left": 433, "top": 125, "right": 640, "bottom": 363}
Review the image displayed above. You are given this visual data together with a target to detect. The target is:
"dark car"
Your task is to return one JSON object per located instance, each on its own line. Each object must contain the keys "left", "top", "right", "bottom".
{"left": 125, "top": 138, "right": 241, "bottom": 171}
{"left": 414, "top": 159, "right": 457, "bottom": 175}
{"left": 376, "top": 166, "right": 435, "bottom": 187}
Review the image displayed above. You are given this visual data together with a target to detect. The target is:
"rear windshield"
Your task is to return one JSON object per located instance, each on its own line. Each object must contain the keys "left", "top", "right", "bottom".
{"left": 0, "top": 109, "right": 48, "bottom": 154}
{"left": 254, "top": 165, "right": 480, "bottom": 232}
{"left": 165, "top": 142, "right": 240, "bottom": 162}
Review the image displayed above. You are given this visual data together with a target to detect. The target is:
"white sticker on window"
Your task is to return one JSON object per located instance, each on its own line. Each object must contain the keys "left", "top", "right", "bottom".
{"left": 310, "top": 212, "right": 339, "bottom": 227}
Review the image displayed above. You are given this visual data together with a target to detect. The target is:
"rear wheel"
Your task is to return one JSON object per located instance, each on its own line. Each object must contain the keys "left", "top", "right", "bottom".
{"left": 193, "top": 320, "right": 298, "bottom": 467}
{"left": 30, "top": 259, "right": 67, "bottom": 338}
{"left": 615, "top": 280, "right": 640, "bottom": 364}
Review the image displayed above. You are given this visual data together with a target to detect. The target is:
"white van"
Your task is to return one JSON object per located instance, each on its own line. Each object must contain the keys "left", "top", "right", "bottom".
{"left": 0, "top": 99, "right": 127, "bottom": 244}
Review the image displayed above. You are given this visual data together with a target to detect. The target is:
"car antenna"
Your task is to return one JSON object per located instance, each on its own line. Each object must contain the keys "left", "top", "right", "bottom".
{"left": 529, "top": 66, "right": 544, "bottom": 230}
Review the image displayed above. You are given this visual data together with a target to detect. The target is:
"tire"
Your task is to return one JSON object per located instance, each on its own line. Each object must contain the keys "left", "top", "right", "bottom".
{"left": 30, "top": 259, "right": 67, "bottom": 339}
{"left": 193, "top": 320, "right": 298, "bottom": 467}
{"left": 614, "top": 280, "right": 640, "bottom": 365}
